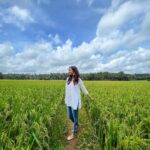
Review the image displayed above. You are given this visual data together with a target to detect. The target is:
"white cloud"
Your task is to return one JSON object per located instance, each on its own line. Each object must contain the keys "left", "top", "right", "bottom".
{"left": 8, "top": 6, "right": 34, "bottom": 23}
{"left": 1, "top": 39, "right": 149, "bottom": 74}
{"left": 0, "top": 0, "right": 150, "bottom": 74}
{"left": 0, "top": 43, "right": 15, "bottom": 72}
{"left": 76, "top": 0, "right": 95, "bottom": 7}
{"left": 0, "top": 43, "right": 14, "bottom": 58}
{"left": 93, "top": 0, "right": 150, "bottom": 53}
{"left": 99, "top": 47, "right": 150, "bottom": 74}
{"left": 96, "top": 0, "right": 149, "bottom": 35}
{"left": 48, "top": 34, "right": 62, "bottom": 45}
{"left": 0, "top": 5, "right": 35, "bottom": 30}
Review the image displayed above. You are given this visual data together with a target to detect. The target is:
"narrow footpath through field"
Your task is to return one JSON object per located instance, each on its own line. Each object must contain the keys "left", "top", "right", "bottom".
{"left": 65, "top": 105, "right": 99, "bottom": 150}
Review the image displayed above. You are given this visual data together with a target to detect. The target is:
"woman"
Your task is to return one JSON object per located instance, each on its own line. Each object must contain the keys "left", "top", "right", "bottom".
{"left": 64, "top": 65, "right": 93, "bottom": 140}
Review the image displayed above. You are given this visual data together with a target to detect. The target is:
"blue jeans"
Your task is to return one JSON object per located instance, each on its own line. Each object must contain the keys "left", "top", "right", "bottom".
{"left": 67, "top": 104, "right": 79, "bottom": 134}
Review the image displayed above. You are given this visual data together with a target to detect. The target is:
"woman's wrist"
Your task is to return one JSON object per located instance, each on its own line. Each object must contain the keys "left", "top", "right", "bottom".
{"left": 87, "top": 94, "right": 92, "bottom": 100}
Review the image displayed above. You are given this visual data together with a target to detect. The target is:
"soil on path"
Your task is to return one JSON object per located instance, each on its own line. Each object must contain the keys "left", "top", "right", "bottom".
{"left": 66, "top": 119, "right": 78, "bottom": 150}
{"left": 65, "top": 107, "right": 93, "bottom": 150}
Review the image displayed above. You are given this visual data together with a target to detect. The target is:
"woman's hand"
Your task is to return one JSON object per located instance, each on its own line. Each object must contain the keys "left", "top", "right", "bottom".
{"left": 87, "top": 94, "right": 94, "bottom": 101}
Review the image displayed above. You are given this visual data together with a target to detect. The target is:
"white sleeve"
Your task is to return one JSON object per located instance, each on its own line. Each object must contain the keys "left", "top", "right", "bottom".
{"left": 79, "top": 78, "right": 89, "bottom": 95}
{"left": 65, "top": 77, "right": 68, "bottom": 99}
{"left": 65, "top": 77, "right": 68, "bottom": 90}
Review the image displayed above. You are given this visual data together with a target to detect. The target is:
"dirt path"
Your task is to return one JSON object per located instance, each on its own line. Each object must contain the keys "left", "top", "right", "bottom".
{"left": 64, "top": 98, "right": 100, "bottom": 150}
{"left": 66, "top": 119, "right": 78, "bottom": 150}
{"left": 65, "top": 107, "right": 93, "bottom": 150}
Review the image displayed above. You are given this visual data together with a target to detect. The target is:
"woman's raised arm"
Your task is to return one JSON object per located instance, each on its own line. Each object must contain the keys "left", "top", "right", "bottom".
{"left": 79, "top": 78, "right": 93, "bottom": 100}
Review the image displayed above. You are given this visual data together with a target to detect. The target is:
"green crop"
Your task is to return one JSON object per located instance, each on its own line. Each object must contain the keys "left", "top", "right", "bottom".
{"left": 0, "top": 80, "right": 150, "bottom": 150}
{"left": 0, "top": 80, "right": 67, "bottom": 150}
{"left": 83, "top": 81, "right": 150, "bottom": 150}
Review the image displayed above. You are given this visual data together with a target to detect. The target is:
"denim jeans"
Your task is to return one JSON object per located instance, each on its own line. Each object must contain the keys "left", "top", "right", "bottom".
{"left": 67, "top": 104, "right": 79, "bottom": 134}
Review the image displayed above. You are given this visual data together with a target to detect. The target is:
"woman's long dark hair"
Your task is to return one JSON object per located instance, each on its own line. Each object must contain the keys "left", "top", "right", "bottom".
{"left": 67, "top": 66, "right": 80, "bottom": 85}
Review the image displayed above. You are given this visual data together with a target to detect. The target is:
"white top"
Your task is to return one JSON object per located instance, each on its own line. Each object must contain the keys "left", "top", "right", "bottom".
{"left": 65, "top": 77, "right": 89, "bottom": 110}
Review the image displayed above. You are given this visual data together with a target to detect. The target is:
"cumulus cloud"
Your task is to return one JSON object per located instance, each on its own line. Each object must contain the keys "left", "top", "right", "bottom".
{"left": 93, "top": 0, "right": 150, "bottom": 53}
{"left": 48, "top": 34, "right": 62, "bottom": 45}
{"left": 0, "top": 0, "right": 150, "bottom": 74}
{"left": 97, "top": 1, "right": 145, "bottom": 35}
{"left": 1, "top": 40, "right": 149, "bottom": 74}
{"left": 0, "top": 43, "right": 14, "bottom": 58}
{"left": 98, "top": 47, "right": 150, "bottom": 73}
{"left": 0, "top": 43, "right": 15, "bottom": 72}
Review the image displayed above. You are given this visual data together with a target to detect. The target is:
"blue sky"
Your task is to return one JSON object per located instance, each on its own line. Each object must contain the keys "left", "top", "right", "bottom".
{"left": 0, "top": 0, "right": 150, "bottom": 74}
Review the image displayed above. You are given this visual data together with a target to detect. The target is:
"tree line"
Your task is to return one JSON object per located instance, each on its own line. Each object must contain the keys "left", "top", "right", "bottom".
{"left": 0, "top": 72, "right": 150, "bottom": 81}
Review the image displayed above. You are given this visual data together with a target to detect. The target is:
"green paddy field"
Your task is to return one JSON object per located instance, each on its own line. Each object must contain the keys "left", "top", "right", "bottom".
{"left": 0, "top": 80, "right": 150, "bottom": 150}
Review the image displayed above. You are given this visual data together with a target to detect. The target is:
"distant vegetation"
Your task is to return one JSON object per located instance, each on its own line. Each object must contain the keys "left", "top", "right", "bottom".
{"left": 0, "top": 72, "right": 150, "bottom": 80}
